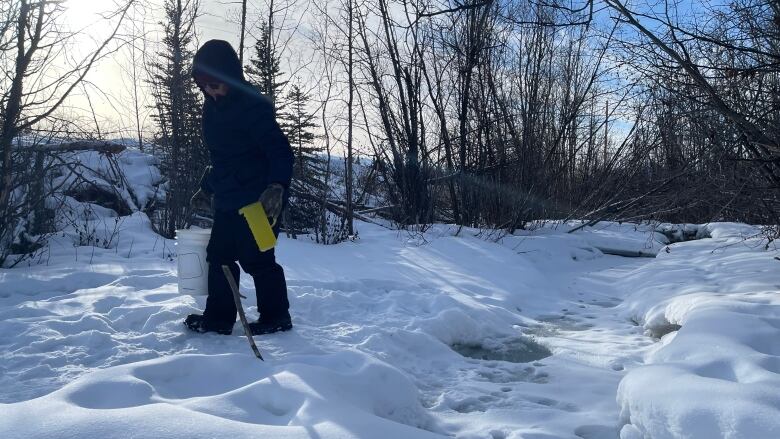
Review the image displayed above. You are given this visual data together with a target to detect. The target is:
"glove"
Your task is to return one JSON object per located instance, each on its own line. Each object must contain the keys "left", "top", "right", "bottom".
{"left": 259, "top": 183, "right": 284, "bottom": 224}
{"left": 190, "top": 189, "right": 212, "bottom": 212}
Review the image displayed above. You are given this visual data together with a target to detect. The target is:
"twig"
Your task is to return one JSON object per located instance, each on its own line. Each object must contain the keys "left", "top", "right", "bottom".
{"left": 127, "top": 236, "right": 134, "bottom": 258}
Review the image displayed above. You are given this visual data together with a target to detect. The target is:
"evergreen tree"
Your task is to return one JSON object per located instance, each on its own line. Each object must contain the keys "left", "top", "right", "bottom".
{"left": 245, "top": 21, "right": 288, "bottom": 112}
{"left": 148, "top": 0, "right": 207, "bottom": 238}
{"left": 278, "top": 83, "right": 326, "bottom": 235}
{"left": 282, "top": 84, "right": 318, "bottom": 171}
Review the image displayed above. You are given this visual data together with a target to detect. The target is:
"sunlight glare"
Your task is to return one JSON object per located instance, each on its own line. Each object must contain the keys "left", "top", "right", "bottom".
{"left": 64, "top": 0, "right": 107, "bottom": 30}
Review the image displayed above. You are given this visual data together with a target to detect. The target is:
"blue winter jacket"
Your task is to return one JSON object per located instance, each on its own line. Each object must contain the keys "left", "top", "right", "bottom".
{"left": 193, "top": 39, "right": 294, "bottom": 211}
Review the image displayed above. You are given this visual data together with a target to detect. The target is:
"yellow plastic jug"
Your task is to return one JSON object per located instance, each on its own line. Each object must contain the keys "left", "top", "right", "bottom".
{"left": 239, "top": 201, "right": 277, "bottom": 252}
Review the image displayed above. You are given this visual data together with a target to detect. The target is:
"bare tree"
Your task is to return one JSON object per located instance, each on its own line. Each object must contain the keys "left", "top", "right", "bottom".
{"left": 296, "top": 0, "right": 779, "bottom": 232}
{"left": 601, "top": 0, "right": 780, "bottom": 223}
{"left": 345, "top": 0, "right": 354, "bottom": 234}
{"left": 240, "top": 0, "right": 248, "bottom": 63}
{"left": 122, "top": 1, "right": 152, "bottom": 150}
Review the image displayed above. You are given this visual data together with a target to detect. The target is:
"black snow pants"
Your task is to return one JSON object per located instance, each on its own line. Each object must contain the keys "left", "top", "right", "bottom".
{"left": 203, "top": 208, "right": 290, "bottom": 325}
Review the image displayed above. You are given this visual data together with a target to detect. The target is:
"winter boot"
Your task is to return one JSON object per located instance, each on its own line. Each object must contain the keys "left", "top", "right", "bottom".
{"left": 184, "top": 314, "right": 234, "bottom": 335}
{"left": 248, "top": 312, "right": 292, "bottom": 335}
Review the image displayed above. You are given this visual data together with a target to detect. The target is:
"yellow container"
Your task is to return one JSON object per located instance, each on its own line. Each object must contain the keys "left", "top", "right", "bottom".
{"left": 239, "top": 201, "right": 277, "bottom": 252}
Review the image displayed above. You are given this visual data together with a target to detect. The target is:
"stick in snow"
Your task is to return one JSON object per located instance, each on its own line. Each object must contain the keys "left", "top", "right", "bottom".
{"left": 221, "top": 265, "right": 264, "bottom": 361}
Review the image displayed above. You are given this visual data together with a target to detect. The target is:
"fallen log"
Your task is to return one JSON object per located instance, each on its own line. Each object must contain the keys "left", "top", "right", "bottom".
{"left": 14, "top": 140, "right": 127, "bottom": 154}
{"left": 595, "top": 246, "right": 657, "bottom": 258}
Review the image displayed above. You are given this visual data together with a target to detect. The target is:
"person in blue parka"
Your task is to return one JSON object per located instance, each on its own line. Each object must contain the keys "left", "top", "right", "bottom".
{"left": 185, "top": 39, "right": 294, "bottom": 336}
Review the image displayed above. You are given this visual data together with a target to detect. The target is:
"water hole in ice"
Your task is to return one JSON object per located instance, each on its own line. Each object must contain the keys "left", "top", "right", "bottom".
{"left": 450, "top": 337, "right": 552, "bottom": 363}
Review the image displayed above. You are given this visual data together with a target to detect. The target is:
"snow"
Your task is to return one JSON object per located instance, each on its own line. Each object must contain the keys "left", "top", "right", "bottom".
{"left": 51, "top": 147, "right": 163, "bottom": 213}
{"left": 615, "top": 223, "right": 780, "bottom": 439}
{"left": 1, "top": 196, "right": 779, "bottom": 438}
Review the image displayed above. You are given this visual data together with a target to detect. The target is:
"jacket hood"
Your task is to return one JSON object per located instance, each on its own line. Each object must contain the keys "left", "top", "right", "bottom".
{"left": 192, "top": 40, "right": 245, "bottom": 89}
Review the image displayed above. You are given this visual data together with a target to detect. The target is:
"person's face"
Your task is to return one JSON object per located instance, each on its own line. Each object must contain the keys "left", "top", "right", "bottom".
{"left": 204, "top": 82, "right": 229, "bottom": 100}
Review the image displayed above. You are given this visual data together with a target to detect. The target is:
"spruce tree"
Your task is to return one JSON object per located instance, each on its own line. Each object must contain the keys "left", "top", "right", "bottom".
{"left": 278, "top": 84, "right": 326, "bottom": 235}
{"left": 148, "top": 0, "right": 207, "bottom": 238}
{"left": 283, "top": 84, "right": 318, "bottom": 172}
{"left": 245, "top": 21, "right": 288, "bottom": 112}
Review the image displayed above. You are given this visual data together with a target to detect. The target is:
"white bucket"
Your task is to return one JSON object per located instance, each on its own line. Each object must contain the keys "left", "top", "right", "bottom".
{"left": 176, "top": 228, "right": 211, "bottom": 296}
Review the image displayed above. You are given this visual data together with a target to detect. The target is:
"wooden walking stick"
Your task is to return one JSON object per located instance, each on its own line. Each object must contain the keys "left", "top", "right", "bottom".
{"left": 221, "top": 265, "right": 264, "bottom": 361}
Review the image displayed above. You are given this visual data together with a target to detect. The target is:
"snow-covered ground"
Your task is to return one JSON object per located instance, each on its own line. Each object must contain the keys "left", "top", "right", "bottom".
{"left": 0, "top": 147, "right": 778, "bottom": 439}
{"left": 2, "top": 212, "right": 778, "bottom": 438}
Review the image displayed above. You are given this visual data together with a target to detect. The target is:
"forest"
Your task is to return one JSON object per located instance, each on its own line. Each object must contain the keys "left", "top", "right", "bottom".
{"left": 1, "top": 0, "right": 778, "bottom": 264}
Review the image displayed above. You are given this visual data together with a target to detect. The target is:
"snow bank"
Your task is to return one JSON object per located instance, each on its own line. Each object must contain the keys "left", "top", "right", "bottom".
{"left": 499, "top": 221, "right": 669, "bottom": 263}
{"left": 1, "top": 351, "right": 441, "bottom": 439}
{"left": 53, "top": 147, "right": 163, "bottom": 212}
{"left": 615, "top": 223, "right": 780, "bottom": 439}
